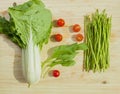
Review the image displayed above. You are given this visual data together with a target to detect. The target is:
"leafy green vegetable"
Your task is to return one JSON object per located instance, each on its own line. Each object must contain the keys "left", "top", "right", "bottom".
{"left": 84, "top": 9, "right": 112, "bottom": 72}
{"left": 42, "top": 43, "right": 88, "bottom": 77}
{"left": 0, "top": 0, "right": 52, "bottom": 86}
{"left": 8, "top": 0, "right": 52, "bottom": 48}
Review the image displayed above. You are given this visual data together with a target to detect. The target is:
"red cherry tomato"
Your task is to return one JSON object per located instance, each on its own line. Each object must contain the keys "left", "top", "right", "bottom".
{"left": 54, "top": 34, "right": 63, "bottom": 42}
{"left": 75, "top": 34, "right": 83, "bottom": 41}
{"left": 57, "top": 18, "right": 65, "bottom": 27}
{"left": 72, "top": 24, "right": 81, "bottom": 32}
{"left": 52, "top": 70, "right": 60, "bottom": 77}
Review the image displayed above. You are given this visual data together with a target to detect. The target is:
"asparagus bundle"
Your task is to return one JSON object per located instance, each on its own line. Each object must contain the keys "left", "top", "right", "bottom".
{"left": 84, "top": 9, "right": 112, "bottom": 72}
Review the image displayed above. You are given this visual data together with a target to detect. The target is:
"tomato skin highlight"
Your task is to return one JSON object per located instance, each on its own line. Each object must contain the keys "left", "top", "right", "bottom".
{"left": 57, "top": 18, "right": 65, "bottom": 27}
{"left": 52, "top": 70, "right": 60, "bottom": 77}
{"left": 72, "top": 24, "right": 81, "bottom": 32}
{"left": 75, "top": 34, "right": 83, "bottom": 41}
{"left": 54, "top": 34, "right": 63, "bottom": 42}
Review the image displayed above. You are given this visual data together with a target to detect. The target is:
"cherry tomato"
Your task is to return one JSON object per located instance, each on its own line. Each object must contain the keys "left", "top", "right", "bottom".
{"left": 54, "top": 34, "right": 63, "bottom": 42}
{"left": 72, "top": 24, "right": 81, "bottom": 32}
{"left": 57, "top": 18, "right": 65, "bottom": 27}
{"left": 52, "top": 70, "right": 60, "bottom": 77}
{"left": 75, "top": 34, "right": 83, "bottom": 41}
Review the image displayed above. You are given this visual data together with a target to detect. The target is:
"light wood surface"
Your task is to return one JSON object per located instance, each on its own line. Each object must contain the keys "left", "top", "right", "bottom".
{"left": 0, "top": 0, "right": 120, "bottom": 94}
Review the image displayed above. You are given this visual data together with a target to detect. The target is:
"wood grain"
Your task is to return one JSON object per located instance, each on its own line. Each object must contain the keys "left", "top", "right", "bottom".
{"left": 0, "top": 0, "right": 120, "bottom": 94}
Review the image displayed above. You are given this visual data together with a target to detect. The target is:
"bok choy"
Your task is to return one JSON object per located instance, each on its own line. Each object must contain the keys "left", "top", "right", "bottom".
{"left": 0, "top": 0, "right": 52, "bottom": 85}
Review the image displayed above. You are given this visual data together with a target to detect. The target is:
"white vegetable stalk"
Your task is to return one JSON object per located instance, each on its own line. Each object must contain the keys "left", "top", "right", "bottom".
{"left": 22, "top": 31, "right": 41, "bottom": 86}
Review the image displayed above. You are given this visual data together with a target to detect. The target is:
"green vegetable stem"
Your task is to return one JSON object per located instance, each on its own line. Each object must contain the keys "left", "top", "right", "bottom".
{"left": 84, "top": 9, "right": 112, "bottom": 72}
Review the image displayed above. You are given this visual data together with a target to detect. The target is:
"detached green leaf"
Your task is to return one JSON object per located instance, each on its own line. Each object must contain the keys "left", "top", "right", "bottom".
{"left": 57, "top": 52, "right": 78, "bottom": 60}
{"left": 51, "top": 43, "right": 88, "bottom": 58}
{"left": 42, "top": 43, "right": 88, "bottom": 77}
{"left": 49, "top": 59, "right": 76, "bottom": 67}
{"left": 50, "top": 43, "right": 88, "bottom": 67}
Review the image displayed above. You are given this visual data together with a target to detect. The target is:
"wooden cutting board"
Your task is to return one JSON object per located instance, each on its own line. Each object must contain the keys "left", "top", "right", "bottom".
{"left": 0, "top": 0, "right": 120, "bottom": 94}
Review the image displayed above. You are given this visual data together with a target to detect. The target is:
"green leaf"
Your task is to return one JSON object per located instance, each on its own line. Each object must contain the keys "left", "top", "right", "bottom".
{"left": 61, "top": 60, "right": 76, "bottom": 66}
{"left": 51, "top": 43, "right": 88, "bottom": 58}
{"left": 49, "top": 59, "right": 76, "bottom": 67}
{"left": 0, "top": 17, "right": 9, "bottom": 33}
{"left": 0, "top": 16, "right": 25, "bottom": 47}
{"left": 56, "top": 52, "right": 78, "bottom": 60}
{"left": 42, "top": 43, "right": 88, "bottom": 68}
{"left": 0, "top": 0, "right": 52, "bottom": 48}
